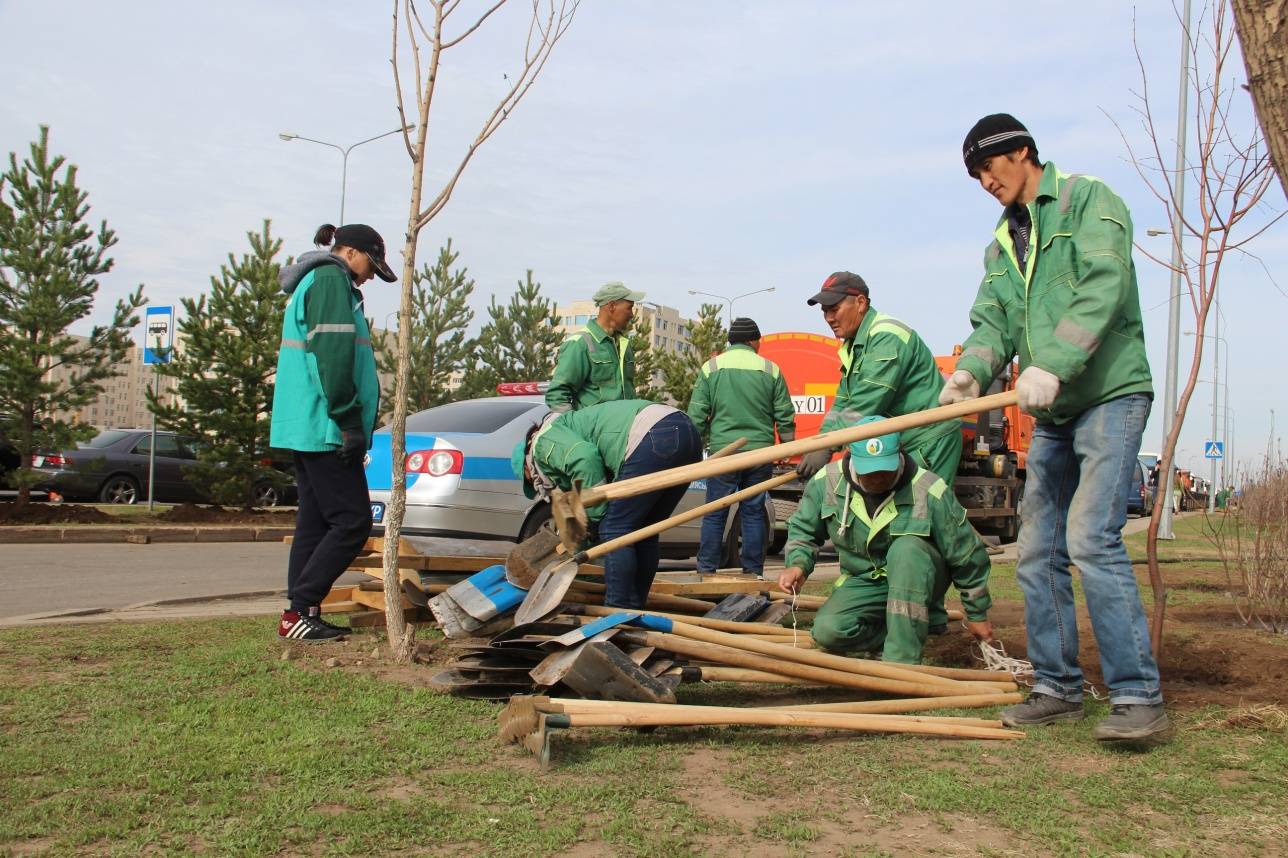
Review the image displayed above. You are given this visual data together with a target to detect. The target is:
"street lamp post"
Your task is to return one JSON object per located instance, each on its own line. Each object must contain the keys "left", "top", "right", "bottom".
{"left": 278, "top": 124, "right": 414, "bottom": 224}
{"left": 1184, "top": 324, "right": 1229, "bottom": 512}
{"left": 686, "top": 287, "right": 776, "bottom": 325}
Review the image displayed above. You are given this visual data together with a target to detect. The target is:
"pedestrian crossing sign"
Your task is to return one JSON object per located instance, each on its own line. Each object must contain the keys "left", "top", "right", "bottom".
{"left": 1204, "top": 441, "right": 1224, "bottom": 459}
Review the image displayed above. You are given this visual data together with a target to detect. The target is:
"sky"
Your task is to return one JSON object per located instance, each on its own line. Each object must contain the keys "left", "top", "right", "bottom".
{"left": 2, "top": 0, "right": 1284, "bottom": 481}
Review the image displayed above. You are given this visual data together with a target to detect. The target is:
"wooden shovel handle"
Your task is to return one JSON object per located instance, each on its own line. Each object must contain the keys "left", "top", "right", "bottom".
{"left": 577, "top": 390, "right": 1019, "bottom": 507}
{"left": 579, "top": 470, "right": 798, "bottom": 562}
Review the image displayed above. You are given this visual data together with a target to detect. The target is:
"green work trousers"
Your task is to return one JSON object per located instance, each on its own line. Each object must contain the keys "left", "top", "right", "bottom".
{"left": 907, "top": 429, "right": 961, "bottom": 629}
{"left": 810, "top": 536, "right": 950, "bottom": 664}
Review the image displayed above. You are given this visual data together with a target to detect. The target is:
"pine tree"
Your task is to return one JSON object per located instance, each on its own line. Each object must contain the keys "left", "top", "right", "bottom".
{"left": 658, "top": 303, "right": 727, "bottom": 411}
{"left": 147, "top": 221, "right": 286, "bottom": 510}
{"left": 460, "top": 270, "right": 561, "bottom": 397}
{"left": 374, "top": 240, "right": 475, "bottom": 419}
{"left": 0, "top": 126, "right": 144, "bottom": 508}
{"left": 628, "top": 316, "right": 662, "bottom": 402}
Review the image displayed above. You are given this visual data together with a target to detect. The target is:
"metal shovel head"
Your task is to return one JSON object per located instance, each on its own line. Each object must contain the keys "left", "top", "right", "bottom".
{"left": 505, "top": 524, "right": 563, "bottom": 588}
{"left": 401, "top": 578, "right": 429, "bottom": 609}
{"left": 528, "top": 629, "right": 619, "bottom": 686}
{"left": 514, "top": 557, "right": 580, "bottom": 626}
{"left": 428, "top": 592, "right": 483, "bottom": 638}
{"left": 549, "top": 487, "right": 589, "bottom": 553}
{"left": 428, "top": 669, "right": 533, "bottom": 700}
{"left": 444, "top": 564, "right": 524, "bottom": 622}
{"left": 539, "top": 612, "right": 639, "bottom": 650}
{"left": 560, "top": 640, "right": 677, "bottom": 704}
{"left": 450, "top": 653, "right": 542, "bottom": 673}
{"left": 704, "top": 592, "right": 770, "bottom": 622}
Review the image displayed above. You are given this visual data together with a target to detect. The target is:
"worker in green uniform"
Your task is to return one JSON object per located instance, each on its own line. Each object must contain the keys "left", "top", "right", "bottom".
{"left": 778, "top": 417, "right": 994, "bottom": 663}
{"left": 513, "top": 399, "right": 702, "bottom": 609}
{"left": 795, "top": 271, "right": 962, "bottom": 484}
{"left": 687, "top": 317, "right": 796, "bottom": 577}
{"left": 545, "top": 282, "right": 642, "bottom": 413}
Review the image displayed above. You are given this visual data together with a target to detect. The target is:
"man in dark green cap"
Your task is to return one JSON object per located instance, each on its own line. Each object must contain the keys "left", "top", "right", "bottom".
{"left": 778, "top": 416, "right": 994, "bottom": 664}
{"left": 514, "top": 399, "right": 702, "bottom": 608}
{"left": 546, "top": 282, "right": 644, "bottom": 413}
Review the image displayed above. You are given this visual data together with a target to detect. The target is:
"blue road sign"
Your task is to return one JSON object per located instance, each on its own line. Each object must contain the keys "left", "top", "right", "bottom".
{"left": 1204, "top": 441, "right": 1224, "bottom": 459}
{"left": 143, "top": 306, "right": 174, "bottom": 364}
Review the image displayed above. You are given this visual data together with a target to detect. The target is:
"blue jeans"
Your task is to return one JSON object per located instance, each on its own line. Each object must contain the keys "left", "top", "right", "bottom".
{"left": 599, "top": 413, "right": 703, "bottom": 609}
{"left": 696, "top": 463, "right": 774, "bottom": 574}
{"left": 1016, "top": 394, "right": 1162, "bottom": 705}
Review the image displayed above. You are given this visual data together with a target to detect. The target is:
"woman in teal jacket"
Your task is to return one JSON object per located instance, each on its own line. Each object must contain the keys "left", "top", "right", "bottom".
{"left": 270, "top": 223, "right": 395, "bottom": 642}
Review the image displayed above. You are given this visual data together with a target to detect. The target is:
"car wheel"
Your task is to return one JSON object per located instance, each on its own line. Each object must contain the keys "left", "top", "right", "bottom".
{"left": 99, "top": 474, "right": 140, "bottom": 505}
{"left": 519, "top": 502, "right": 553, "bottom": 541}
{"left": 253, "top": 482, "right": 281, "bottom": 508}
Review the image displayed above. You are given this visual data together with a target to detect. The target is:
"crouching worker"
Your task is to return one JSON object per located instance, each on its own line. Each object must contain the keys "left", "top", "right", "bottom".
{"left": 777, "top": 416, "right": 995, "bottom": 663}
{"left": 513, "top": 400, "right": 702, "bottom": 609}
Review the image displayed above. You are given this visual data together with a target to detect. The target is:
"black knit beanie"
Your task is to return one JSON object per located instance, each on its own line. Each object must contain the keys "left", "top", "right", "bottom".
{"left": 728, "top": 317, "right": 761, "bottom": 344}
{"left": 962, "top": 114, "right": 1037, "bottom": 176}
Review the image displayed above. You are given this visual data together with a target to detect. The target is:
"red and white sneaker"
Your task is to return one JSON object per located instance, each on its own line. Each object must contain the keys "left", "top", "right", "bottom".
{"left": 279, "top": 609, "right": 346, "bottom": 642}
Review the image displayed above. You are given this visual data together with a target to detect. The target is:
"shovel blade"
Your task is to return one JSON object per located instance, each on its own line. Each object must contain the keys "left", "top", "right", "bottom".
{"left": 528, "top": 629, "right": 619, "bottom": 686}
{"left": 515, "top": 558, "right": 579, "bottom": 626}
{"left": 560, "top": 641, "right": 677, "bottom": 704}
{"left": 505, "top": 524, "right": 563, "bottom": 588}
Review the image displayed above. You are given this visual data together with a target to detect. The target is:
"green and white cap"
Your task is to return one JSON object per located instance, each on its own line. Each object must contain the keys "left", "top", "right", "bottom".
{"left": 847, "top": 415, "right": 901, "bottom": 474}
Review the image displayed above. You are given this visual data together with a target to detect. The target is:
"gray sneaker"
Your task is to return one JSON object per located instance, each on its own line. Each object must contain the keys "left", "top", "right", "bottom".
{"left": 1092, "top": 703, "right": 1171, "bottom": 742}
{"left": 999, "top": 692, "right": 1085, "bottom": 727}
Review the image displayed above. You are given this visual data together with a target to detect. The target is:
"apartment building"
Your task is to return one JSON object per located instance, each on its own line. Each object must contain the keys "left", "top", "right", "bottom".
{"left": 45, "top": 335, "right": 181, "bottom": 429}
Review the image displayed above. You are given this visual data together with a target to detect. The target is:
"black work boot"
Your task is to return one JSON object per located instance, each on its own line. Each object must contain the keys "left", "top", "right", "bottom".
{"left": 999, "top": 692, "right": 1084, "bottom": 727}
{"left": 1092, "top": 703, "right": 1171, "bottom": 742}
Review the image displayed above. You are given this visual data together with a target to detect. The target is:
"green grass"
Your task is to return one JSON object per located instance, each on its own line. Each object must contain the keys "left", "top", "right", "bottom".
{"left": 2, "top": 617, "right": 1285, "bottom": 856}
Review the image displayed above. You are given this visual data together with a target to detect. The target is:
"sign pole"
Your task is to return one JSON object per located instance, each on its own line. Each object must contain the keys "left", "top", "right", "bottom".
{"left": 148, "top": 338, "right": 158, "bottom": 511}
{"left": 142, "top": 305, "right": 174, "bottom": 510}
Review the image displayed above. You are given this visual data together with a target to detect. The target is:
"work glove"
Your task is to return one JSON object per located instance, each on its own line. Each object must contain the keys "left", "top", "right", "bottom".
{"left": 796, "top": 448, "right": 833, "bottom": 480}
{"left": 938, "top": 370, "right": 980, "bottom": 406}
{"left": 1016, "top": 366, "right": 1061, "bottom": 414}
{"left": 336, "top": 428, "right": 366, "bottom": 463}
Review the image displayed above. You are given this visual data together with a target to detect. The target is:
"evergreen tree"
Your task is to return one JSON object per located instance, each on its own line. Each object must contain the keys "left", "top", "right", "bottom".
{"left": 460, "top": 270, "right": 561, "bottom": 397}
{"left": 627, "top": 316, "right": 662, "bottom": 402}
{"left": 375, "top": 239, "right": 474, "bottom": 419}
{"left": 147, "top": 221, "right": 286, "bottom": 510}
{"left": 0, "top": 126, "right": 144, "bottom": 508}
{"left": 658, "top": 303, "right": 727, "bottom": 411}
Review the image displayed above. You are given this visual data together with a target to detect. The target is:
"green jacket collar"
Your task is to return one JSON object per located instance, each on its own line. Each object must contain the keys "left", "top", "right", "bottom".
{"left": 991, "top": 161, "right": 1061, "bottom": 233}
{"left": 839, "top": 307, "right": 878, "bottom": 369}
{"left": 727, "top": 343, "right": 755, "bottom": 354}
{"left": 585, "top": 318, "right": 617, "bottom": 343}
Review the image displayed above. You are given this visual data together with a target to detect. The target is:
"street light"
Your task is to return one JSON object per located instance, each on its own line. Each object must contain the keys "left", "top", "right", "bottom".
{"left": 686, "top": 287, "right": 776, "bottom": 325}
{"left": 1184, "top": 325, "right": 1230, "bottom": 511}
{"left": 278, "top": 124, "right": 414, "bottom": 224}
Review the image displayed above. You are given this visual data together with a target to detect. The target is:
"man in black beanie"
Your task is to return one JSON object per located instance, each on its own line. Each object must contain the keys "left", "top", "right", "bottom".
{"left": 942, "top": 113, "right": 1166, "bottom": 742}
{"left": 686, "top": 317, "right": 795, "bottom": 577}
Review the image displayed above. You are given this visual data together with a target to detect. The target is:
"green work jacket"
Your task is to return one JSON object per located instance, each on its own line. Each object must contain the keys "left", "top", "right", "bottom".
{"left": 686, "top": 344, "right": 796, "bottom": 452}
{"left": 820, "top": 309, "right": 960, "bottom": 454}
{"left": 531, "top": 399, "right": 670, "bottom": 524}
{"left": 955, "top": 161, "right": 1154, "bottom": 424}
{"left": 545, "top": 318, "right": 636, "bottom": 413}
{"left": 784, "top": 458, "right": 992, "bottom": 620}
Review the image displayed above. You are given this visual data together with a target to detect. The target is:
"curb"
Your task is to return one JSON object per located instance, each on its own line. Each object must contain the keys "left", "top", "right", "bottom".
{"left": 0, "top": 526, "right": 294, "bottom": 545}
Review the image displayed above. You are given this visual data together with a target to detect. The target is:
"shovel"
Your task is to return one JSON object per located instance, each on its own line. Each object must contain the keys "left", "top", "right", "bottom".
{"left": 548, "top": 391, "right": 1019, "bottom": 549}
{"left": 505, "top": 437, "right": 749, "bottom": 586}
{"left": 515, "top": 469, "right": 800, "bottom": 626}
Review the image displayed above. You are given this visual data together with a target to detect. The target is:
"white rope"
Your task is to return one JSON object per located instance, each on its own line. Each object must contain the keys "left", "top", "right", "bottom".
{"left": 971, "top": 633, "right": 1105, "bottom": 701}
{"left": 790, "top": 590, "right": 799, "bottom": 647}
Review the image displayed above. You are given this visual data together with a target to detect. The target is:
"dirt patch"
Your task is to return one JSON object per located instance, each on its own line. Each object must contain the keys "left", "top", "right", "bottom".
{"left": 155, "top": 503, "right": 295, "bottom": 525}
{"left": 0, "top": 502, "right": 114, "bottom": 525}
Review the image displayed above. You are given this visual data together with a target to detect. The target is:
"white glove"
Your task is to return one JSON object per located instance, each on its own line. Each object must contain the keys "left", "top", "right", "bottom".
{"left": 1016, "top": 366, "right": 1060, "bottom": 413}
{"left": 938, "top": 370, "right": 980, "bottom": 406}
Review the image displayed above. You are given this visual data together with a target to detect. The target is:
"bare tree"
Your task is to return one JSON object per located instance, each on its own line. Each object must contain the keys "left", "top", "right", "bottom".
{"left": 1230, "top": 0, "right": 1288, "bottom": 198}
{"left": 383, "top": 0, "right": 578, "bottom": 660}
{"left": 1115, "top": 0, "right": 1285, "bottom": 654}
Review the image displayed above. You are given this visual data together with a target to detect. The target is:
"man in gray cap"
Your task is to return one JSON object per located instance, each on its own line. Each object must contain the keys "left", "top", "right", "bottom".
{"left": 546, "top": 281, "right": 644, "bottom": 413}
{"left": 687, "top": 317, "right": 796, "bottom": 577}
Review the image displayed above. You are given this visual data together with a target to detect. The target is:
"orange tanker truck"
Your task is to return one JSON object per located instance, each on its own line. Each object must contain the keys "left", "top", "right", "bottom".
{"left": 757, "top": 331, "right": 1032, "bottom": 547}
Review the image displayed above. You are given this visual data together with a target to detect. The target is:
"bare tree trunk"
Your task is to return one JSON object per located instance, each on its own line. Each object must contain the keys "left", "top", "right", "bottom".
{"left": 381, "top": 0, "right": 578, "bottom": 661}
{"left": 1231, "top": 0, "right": 1288, "bottom": 198}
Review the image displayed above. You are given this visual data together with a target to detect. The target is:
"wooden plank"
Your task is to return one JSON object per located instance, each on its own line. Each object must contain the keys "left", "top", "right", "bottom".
{"left": 650, "top": 579, "right": 769, "bottom": 596}
{"left": 320, "top": 601, "right": 360, "bottom": 614}
{"left": 350, "top": 588, "right": 413, "bottom": 612}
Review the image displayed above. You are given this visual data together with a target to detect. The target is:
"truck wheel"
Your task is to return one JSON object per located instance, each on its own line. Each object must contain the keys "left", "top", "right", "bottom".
{"left": 519, "top": 501, "right": 553, "bottom": 542}
{"left": 1000, "top": 482, "right": 1024, "bottom": 544}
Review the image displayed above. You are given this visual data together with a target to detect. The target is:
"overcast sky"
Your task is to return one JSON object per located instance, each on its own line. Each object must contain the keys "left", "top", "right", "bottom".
{"left": 2, "top": 1, "right": 1284, "bottom": 479}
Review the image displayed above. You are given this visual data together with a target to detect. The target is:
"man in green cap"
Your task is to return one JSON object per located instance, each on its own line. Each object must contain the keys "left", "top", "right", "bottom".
{"left": 778, "top": 416, "right": 994, "bottom": 664}
{"left": 545, "top": 282, "right": 644, "bottom": 413}
{"left": 513, "top": 400, "right": 702, "bottom": 608}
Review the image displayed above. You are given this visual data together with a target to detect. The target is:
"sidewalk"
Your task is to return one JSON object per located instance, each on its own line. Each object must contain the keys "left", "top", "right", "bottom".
{"left": 0, "top": 524, "right": 294, "bottom": 544}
